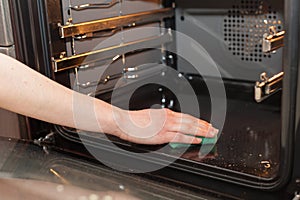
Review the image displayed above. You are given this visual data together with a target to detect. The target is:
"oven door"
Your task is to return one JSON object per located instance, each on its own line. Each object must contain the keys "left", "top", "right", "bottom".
{"left": 0, "top": 137, "right": 229, "bottom": 200}
{"left": 8, "top": 0, "right": 300, "bottom": 199}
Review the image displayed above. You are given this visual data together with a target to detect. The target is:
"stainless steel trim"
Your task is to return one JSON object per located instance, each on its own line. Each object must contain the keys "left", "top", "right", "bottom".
{"left": 0, "top": 46, "right": 15, "bottom": 57}
{"left": 0, "top": 0, "right": 14, "bottom": 46}
{"left": 70, "top": 0, "right": 119, "bottom": 10}
{"left": 59, "top": 8, "right": 174, "bottom": 38}
{"left": 52, "top": 32, "right": 173, "bottom": 72}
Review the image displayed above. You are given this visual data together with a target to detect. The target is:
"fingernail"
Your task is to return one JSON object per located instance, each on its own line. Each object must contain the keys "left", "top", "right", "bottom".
{"left": 195, "top": 138, "right": 202, "bottom": 144}
{"left": 208, "top": 127, "right": 219, "bottom": 137}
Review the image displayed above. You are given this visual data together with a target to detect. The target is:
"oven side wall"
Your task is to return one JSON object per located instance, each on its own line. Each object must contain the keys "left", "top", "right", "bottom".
{"left": 0, "top": 0, "right": 21, "bottom": 139}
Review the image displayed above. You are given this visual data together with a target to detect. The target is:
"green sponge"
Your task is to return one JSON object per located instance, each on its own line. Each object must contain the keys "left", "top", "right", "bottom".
{"left": 169, "top": 136, "right": 218, "bottom": 149}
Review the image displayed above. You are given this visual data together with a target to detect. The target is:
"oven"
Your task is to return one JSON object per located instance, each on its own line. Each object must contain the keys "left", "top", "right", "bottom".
{"left": 5, "top": 0, "right": 300, "bottom": 199}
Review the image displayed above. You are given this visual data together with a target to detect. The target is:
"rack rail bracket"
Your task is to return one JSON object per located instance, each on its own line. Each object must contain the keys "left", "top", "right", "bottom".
{"left": 262, "top": 26, "right": 285, "bottom": 53}
{"left": 254, "top": 71, "right": 284, "bottom": 102}
{"left": 59, "top": 8, "right": 174, "bottom": 38}
{"left": 52, "top": 32, "right": 173, "bottom": 72}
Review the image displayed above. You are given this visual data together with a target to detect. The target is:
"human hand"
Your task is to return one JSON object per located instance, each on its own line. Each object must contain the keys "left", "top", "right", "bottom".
{"left": 114, "top": 108, "right": 218, "bottom": 145}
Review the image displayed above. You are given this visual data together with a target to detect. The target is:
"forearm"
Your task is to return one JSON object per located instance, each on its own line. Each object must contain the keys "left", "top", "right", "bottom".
{"left": 0, "top": 53, "right": 120, "bottom": 135}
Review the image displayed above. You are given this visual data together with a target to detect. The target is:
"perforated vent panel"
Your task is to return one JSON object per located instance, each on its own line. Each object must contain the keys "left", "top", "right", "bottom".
{"left": 223, "top": 0, "right": 283, "bottom": 62}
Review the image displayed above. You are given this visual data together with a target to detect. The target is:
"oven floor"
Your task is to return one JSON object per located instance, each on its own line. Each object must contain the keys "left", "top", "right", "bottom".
{"left": 177, "top": 94, "right": 281, "bottom": 179}
{"left": 58, "top": 76, "right": 282, "bottom": 180}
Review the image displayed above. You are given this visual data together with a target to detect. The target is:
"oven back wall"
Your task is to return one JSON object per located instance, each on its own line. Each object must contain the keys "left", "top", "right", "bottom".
{"left": 175, "top": 0, "right": 284, "bottom": 81}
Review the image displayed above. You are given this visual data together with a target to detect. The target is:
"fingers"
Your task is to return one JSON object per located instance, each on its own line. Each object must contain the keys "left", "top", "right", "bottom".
{"left": 165, "top": 109, "right": 219, "bottom": 138}
{"left": 164, "top": 132, "right": 202, "bottom": 144}
{"left": 168, "top": 124, "right": 217, "bottom": 137}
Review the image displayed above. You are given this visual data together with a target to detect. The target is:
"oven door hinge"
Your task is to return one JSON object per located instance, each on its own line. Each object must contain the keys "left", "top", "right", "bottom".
{"left": 262, "top": 26, "right": 285, "bottom": 53}
{"left": 254, "top": 71, "right": 284, "bottom": 102}
{"left": 33, "top": 132, "right": 56, "bottom": 154}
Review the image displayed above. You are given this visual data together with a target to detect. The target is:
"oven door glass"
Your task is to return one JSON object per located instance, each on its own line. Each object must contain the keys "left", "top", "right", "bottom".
{"left": 0, "top": 137, "right": 228, "bottom": 200}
